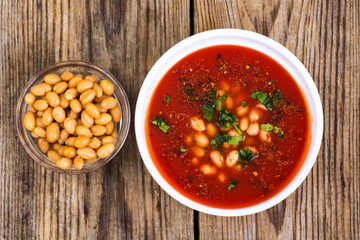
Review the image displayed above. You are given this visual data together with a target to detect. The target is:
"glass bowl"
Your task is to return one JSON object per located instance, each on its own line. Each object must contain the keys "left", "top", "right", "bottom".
{"left": 16, "top": 61, "right": 131, "bottom": 174}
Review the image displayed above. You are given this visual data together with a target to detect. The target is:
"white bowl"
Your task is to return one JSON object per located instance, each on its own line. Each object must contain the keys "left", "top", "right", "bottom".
{"left": 135, "top": 29, "right": 323, "bottom": 216}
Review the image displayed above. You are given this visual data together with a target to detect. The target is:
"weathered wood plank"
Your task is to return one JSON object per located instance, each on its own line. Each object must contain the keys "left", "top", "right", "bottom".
{"left": 0, "top": 0, "right": 193, "bottom": 239}
{"left": 1, "top": 0, "right": 359, "bottom": 239}
{"left": 194, "top": 0, "right": 360, "bottom": 239}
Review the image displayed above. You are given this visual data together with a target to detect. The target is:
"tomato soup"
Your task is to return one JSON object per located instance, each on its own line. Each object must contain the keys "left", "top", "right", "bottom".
{"left": 145, "top": 45, "right": 310, "bottom": 209}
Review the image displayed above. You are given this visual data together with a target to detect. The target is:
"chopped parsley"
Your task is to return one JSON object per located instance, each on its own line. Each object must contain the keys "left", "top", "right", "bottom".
{"left": 250, "top": 90, "right": 273, "bottom": 111}
{"left": 261, "top": 124, "right": 285, "bottom": 138}
{"left": 271, "top": 90, "right": 283, "bottom": 108}
{"left": 250, "top": 90, "right": 283, "bottom": 111}
{"left": 227, "top": 136, "right": 243, "bottom": 145}
{"left": 180, "top": 146, "right": 186, "bottom": 153}
{"left": 150, "top": 117, "right": 170, "bottom": 133}
{"left": 211, "top": 133, "right": 243, "bottom": 148}
{"left": 239, "top": 148, "right": 259, "bottom": 161}
{"left": 218, "top": 110, "right": 242, "bottom": 134}
{"left": 260, "top": 123, "right": 274, "bottom": 131}
{"left": 228, "top": 178, "right": 238, "bottom": 191}
{"left": 201, "top": 92, "right": 229, "bottom": 120}
{"left": 201, "top": 104, "right": 214, "bottom": 121}
{"left": 215, "top": 94, "right": 228, "bottom": 111}
{"left": 164, "top": 94, "right": 170, "bottom": 104}
{"left": 211, "top": 133, "right": 230, "bottom": 148}
{"left": 218, "top": 110, "right": 236, "bottom": 126}
{"left": 273, "top": 126, "right": 281, "bottom": 133}
{"left": 274, "top": 126, "right": 284, "bottom": 138}
{"left": 241, "top": 101, "right": 247, "bottom": 108}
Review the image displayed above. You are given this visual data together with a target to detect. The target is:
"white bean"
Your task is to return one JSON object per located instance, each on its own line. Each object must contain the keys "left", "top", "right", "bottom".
{"left": 190, "top": 117, "right": 205, "bottom": 132}
{"left": 249, "top": 110, "right": 259, "bottom": 122}
{"left": 247, "top": 123, "right": 259, "bottom": 136}
{"left": 192, "top": 157, "right": 199, "bottom": 165}
{"left": 210, "top": 150, "right": 224, "bottom": 167}
{"left": 240, "top": 117, "right": 249, "bottom": 131}
{"left": 222, "top": 142, "right": 231, "bottom": 148}
{"left": 236, "top": 105, "right": 248, "bottom": 117}
{"left": 226, "top": 150, "right": 239, "bottom": 167}
{"left": 256, "top": 103, "right": 267, "bottom": 111}
{"left": 228, "top": 129, "right": 240, "bottom": 137}
{"left": 192, "top": 146, "right": 205, "bottom": 157}
{"left": 218, "top": 173, "right": 226, "bottom": 182}
{"left": 225, "top": 96, "right": 234, "bottom": 109}
{"left": 246, "top": 147, "right": 258, "bottom": 154}
{"left": 206, "top": 123, "right": 218, "bottom": 138}
{"left": 194, "top": 133, "right": 209, "bottom": 147}
{"left": 200, "top": 164, "right": 216, "bottom": 175}
{"left": 259, "top": 130, "right": 271, "bottom": 142}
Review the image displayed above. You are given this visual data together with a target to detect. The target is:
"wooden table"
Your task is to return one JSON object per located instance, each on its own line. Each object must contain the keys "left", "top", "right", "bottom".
{"left": 1, "top": 0, "right": 359, "bottom": 239}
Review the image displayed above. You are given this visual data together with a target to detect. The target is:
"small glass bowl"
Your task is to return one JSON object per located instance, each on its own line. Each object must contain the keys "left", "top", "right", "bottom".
{"left": 16, "top": 61, "right": 131, "bottom": 174}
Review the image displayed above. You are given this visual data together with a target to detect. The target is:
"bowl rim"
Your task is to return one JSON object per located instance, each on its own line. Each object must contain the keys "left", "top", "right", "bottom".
{"left": 16, "top": 60, "right": 131, "bottom": 174}
{"left": 135, "top": 29, "right": 323, "bottom": 216}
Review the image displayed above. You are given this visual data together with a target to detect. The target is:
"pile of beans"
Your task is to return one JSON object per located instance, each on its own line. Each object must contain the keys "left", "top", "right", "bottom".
{"left": 23, "top": 72, "right": 121, "bottom": 170}
{"left": 188, "top": 99, "right": 269, "bottom": 182}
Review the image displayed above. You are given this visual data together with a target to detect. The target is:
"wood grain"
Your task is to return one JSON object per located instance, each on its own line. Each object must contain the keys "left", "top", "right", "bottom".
{"left": 0, "top": 0, "right": 359, "bottom": 239}
{"left": 194, "top": 0, "right": 360, "bottom": 239}
{"left": 0, "top": 0, "right": 193, "bottom": 239}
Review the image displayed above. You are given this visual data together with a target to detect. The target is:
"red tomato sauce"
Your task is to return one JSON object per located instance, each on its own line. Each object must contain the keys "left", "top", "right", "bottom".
{"left": 145, "top": 45, "right": 311, "bottom": 209}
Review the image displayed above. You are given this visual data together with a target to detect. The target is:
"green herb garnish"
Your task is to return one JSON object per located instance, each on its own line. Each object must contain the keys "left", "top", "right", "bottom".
{"left": 180, "top": 146, "right": 186, "bottom": 153}
{"left": 215, "top": 94, "right": 228, "bottom": 111}
{"left": 227, "top": 136, "right": 243, "bottom": 145}
{"left": 271, "top": 90, "right": 283, "bottom": 108}
{"left": 274, "top": 126, "right": 281, "bottom": 133}
{"left": 274, "top": 126, "right": 284, "bottom": 138}
{"left": 211, "top": 133, "right": 230, "bottom": 148}
{"left": 239, "top": 148, "right": 259, "bottom": 161}
{"left": 228, "top": 178, "right": 238, "bottom": 191}
{"left": 201, "top": 104, "right": 214, "bottom": 121}
{"left": 218, "top": 110, "right": 236, "bottom": 125}
{"left": 202, "top": 93, "right": 228, "bottom": 120}
{"left": 217, "top": 110, "right": 242, "bottom": 135}
{"left": 261, "top": 123, "right": 274, "bottom": 131}
{"left": 241, "top": 101, "right": 247, "bottom": 108}
{"left": 260, "top": 124, "right": 285, "bottom": 138}
{"left": 251, "top": 89, "right": 284, "bottom": 111}
{"left": 162, "top": 94, "right": 170, "bottom": 104}
{"left": 211, "top": 133, "right": 243, "bottom": 148}
{"left": 250, "top": 90, "right": 273, "bottom": 111}
{"left": 151, "top": 117, "right": 170, "bottom": 133}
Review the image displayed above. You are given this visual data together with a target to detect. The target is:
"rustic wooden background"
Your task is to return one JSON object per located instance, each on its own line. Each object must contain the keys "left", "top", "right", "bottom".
{"left": 0, "top": 0, "right": 359, "bottom": 239}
